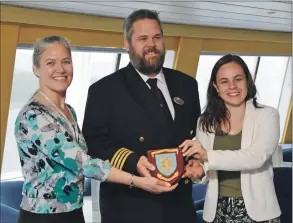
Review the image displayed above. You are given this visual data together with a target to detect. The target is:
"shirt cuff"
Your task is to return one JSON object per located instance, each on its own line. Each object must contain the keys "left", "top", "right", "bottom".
{"left": 191, "top": 162, "right": 208, "bottom": 183}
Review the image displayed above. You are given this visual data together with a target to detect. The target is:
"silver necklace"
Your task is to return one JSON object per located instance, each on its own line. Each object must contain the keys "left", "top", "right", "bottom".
{"left": 38, "top": 89, "right": 77, "bottom": 140}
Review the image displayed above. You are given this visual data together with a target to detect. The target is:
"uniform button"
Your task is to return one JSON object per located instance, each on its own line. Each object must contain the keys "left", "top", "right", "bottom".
{"left": 184, "top": 179, "right": 189, "bottom": 184}
{"left": 139, "top": 137, "right": 144, "bottom": 142}
{"left": 190, "top": 129, "right": 193, "bottom": 135}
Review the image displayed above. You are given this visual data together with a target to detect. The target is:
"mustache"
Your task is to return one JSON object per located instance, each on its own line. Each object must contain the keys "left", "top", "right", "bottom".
{"left": 143, "top": 47, "right": 161, "bottom": 55}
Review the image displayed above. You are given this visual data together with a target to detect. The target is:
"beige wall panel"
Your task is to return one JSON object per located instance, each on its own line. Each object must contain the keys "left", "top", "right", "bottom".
{"left": 174, "top": 37, "right": 203, "bottom": 77}
{"left": 202, "top": 39, "right": 291, "bottom": 55}
{"left": 282, "top": 102, "right": 292, "bottom": 144}
{"left": 164, "top": 37, "right": 180, "bottom": 51}
{"left": 163, "top": 24, "right": 291, "bottom": 43}
{"left": 1, "top": 5, "right": 291, "bottom": 44}
{"left": 19, "top": 26, "right": 125, "bottom": 48}
{"left": 0, "top": 23, "right": 19, "bottom": 169}
{"left": 1, "top": 5, "right": 123, "bottom": 33}
{"left": 18, "top": 26, "right": 179, "bottom": 50}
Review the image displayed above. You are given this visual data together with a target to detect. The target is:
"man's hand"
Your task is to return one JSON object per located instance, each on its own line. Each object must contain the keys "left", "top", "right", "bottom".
{"left": 182, "top": 159, "right": 204, "bottom": 179}
{"left": 137, "top": 156, "right": 156, "bottom": 177}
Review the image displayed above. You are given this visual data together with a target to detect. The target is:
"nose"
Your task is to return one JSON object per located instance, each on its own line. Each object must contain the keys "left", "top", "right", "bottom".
{"left": 146, "top": 38, "right": 155, "bottom": 47}
{"left": 55, "top": 62, "right": 65, "bottom": 73}
{"left": 229, "top": 80, "right": 236, "bottom": 89}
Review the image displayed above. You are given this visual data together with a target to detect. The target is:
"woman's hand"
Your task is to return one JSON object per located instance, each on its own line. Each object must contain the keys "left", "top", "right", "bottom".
{"left": 182, "top": 159, "right": 204, "bottom": 179}
{"left": 180, "top": 140, "right": 208, "bottom": 162}
{"left": 135, "top": 176, "right": 178, "bottom": 194}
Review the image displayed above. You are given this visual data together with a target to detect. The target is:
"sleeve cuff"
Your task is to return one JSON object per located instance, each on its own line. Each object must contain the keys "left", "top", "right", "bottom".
{"left": 191, "top": 162, "right": 209, "bottom": 183}
{"left": 122, "top": 152, "right": 141, "bottom": 174}
{"left": 99, "top": 161, "right": 112, "bottom": 182}
{"left": 206, "top": 151, "right": 215, "bottom": 170}
{"left": 203, "top": 161, "right": 209, "bottom": 173}
{"left": 110, "top": 148, "right": 141, "bottom": 173}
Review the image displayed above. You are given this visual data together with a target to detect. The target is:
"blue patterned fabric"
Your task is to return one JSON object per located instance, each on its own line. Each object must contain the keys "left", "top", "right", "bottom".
{"left": 14, "top": 97, "right": 111, "bottom": 214}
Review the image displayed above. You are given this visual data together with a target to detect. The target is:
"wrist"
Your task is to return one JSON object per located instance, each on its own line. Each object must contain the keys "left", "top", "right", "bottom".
{"left": 203, "top": 152, "right": 208, "bottom": 161}
{"left": 129, "top": 174, "right": 136, "bottom": 188}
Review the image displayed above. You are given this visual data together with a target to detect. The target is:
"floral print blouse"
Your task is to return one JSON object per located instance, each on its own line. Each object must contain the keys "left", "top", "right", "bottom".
{"left": 14, "top": 97, "right": 111, "bottom": 213}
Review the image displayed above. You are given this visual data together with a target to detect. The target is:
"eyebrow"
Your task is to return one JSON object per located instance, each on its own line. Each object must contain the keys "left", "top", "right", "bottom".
{"left": 138, "top": 35, "right": 148, "bottom": 39}
{"left": 137, "top": 33, "right": 162, "bottom": 39}
{"left": 45, "top": 57, "right": 71, "bottom": 61}
{"left": 219, "top": 74, "right": 244, "bottom": 81}
{"left": 234, "top": 74, "right": 244, "bottom": 78}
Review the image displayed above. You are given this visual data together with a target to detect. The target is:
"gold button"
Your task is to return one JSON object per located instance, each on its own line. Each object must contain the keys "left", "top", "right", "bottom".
{"left": 184, "top": 179, "right": 189, "bottom": 184}
{"left": 139, "top": 137, "right": 144, "bottom": 142}
{"left": 190, "top": 129, "right": 193, "bottom": 135}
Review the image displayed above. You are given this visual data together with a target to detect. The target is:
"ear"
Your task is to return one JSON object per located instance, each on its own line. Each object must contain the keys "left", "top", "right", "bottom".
{"left": 213, "top": 82, "right": 219, "bottom": 93}
{"left": 33, "top": 65, "right": 40, "bottom": 78}
{"left": 124, "top": 39, "right": 130, "bottom": 52}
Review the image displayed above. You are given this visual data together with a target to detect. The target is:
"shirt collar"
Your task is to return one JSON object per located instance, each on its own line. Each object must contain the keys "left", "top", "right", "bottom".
{"left": 135, "top": 68, "right": 166, "bottom": 85}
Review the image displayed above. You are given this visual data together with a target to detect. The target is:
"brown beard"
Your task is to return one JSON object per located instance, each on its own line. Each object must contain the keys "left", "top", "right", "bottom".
{"left": 129, "top": 44, "right": 165, "bottom": 75}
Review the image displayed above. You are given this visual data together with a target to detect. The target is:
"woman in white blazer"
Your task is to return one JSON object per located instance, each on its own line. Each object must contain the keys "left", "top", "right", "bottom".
{"left": 181, "top": 54, "right": 281, "bottom": 223}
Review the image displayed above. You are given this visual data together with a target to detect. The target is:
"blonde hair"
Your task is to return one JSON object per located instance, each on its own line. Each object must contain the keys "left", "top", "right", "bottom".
{"left": 33, "top": 35, "right": 72, "bottom": 67}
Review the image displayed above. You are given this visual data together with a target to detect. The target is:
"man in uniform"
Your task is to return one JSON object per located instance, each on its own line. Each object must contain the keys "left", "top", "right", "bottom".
{"left": 82, "top": 9, "right": 203, "bottom": 223}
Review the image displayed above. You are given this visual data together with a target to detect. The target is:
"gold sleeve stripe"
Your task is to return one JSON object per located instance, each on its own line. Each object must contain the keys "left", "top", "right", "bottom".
{"left": 116, "top": 150, "right": 132, "bottom": 170}
{"left": 118, "top": 151, "right": 134, "bottom": 170}
{"left": 110, "top": 148, "right": 128, "bottom": 166}
{"left": 112, "top": 149, "right": 130, "bottom": 168}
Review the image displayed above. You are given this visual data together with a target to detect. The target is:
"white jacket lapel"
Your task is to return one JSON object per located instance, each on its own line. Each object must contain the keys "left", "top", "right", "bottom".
{"left": 241, "top": 100, "right": 255, "bottom": 150}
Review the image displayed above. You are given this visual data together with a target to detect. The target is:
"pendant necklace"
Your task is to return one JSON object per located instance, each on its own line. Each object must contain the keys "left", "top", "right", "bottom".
{"left": 38, "top": 89, "right": 77, "bottom": 140}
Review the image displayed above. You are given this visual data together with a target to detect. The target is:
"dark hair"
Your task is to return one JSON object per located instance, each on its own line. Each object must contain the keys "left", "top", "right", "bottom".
{"left": 199, "top": 54, "right": 261, "bottom": 134}
{"left": 123, "top": 9, "right": 163, "bottom": 42}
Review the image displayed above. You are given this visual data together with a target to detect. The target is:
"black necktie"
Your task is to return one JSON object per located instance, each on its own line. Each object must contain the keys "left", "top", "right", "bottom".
{"left": 147, "top": 78, "right": 173, "bottom": 124}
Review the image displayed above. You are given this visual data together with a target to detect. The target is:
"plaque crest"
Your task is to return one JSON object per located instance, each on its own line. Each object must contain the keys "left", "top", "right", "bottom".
{"left": 147, "top": 148, "right": 184, "bottom": 185}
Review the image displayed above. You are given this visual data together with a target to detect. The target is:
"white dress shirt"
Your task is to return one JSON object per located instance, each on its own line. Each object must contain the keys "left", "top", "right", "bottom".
{"left": 136, "top": 69, "right": 175, "bottom": 120}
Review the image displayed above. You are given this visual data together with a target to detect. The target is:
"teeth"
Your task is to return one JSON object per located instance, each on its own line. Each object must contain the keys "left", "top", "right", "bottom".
{"left": 228, "top": 93, "right": 239, "bottom": 96}
{"left": 54, "top": 77, "right": 66, "bottom": 80}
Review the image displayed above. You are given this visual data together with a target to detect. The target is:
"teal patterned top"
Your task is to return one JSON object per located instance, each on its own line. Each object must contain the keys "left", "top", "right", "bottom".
{"left": 14, "top": 97, "right": 111, "bottom": 213}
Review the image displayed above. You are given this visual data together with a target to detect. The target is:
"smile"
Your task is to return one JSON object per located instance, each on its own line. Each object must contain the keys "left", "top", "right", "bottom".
{"left": 227, "top": 92, "right": 240, "bottom": 96}
{"left": 53, "top": 77, "right": 67, "bottom": 80}
{"left": 145, "top": 52, "right": 158, "bottom": 56}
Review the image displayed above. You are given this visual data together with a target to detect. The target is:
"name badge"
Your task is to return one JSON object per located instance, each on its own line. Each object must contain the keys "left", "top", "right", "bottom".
{"left": 173, "top": 97, "right": 184, "bottom": 105}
